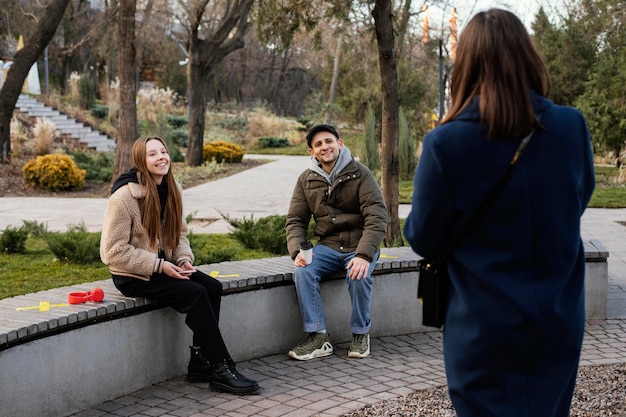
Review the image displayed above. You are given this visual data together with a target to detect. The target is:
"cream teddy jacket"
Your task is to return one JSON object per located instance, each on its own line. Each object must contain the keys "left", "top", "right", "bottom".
{"left": 100, "top": 182, "right": 194, "bottom": 281}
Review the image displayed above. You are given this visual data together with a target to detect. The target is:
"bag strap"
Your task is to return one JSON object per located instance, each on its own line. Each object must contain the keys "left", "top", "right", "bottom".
{"left": 434, "top": 116, "right": 540, "bottom": 263}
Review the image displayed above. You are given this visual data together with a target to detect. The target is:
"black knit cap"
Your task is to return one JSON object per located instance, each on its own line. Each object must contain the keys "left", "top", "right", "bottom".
{"left": 306, "top": 124, "right": 339, "bottom": 148}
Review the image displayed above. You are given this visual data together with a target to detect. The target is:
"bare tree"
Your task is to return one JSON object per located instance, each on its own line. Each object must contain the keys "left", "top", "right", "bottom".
{"left": 179, "top": 0, "right": 254, "bottom": 166}
{"left": 113, "top": 0, "right": 137, "bottom": 177}
{"left": 217, "top": 30, "right": 320, "bottom": 116}
{"left": 0, "top": 0, "right": 71, "bottom": 163}
{"left": 254, "top": 0, "right": 405, "bottom": 245}
{"left": 373, "top": 0, "right": 402, "bottom": 246}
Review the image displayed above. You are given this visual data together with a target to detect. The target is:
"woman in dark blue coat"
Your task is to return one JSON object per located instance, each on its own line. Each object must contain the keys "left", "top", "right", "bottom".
{"left": 403, "top": 9, "right": 595, "bottom": 417}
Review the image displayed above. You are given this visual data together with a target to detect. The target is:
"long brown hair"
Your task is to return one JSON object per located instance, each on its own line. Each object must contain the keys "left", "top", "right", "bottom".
{"left": 443, "top": 8, "right": 551, "bottom": 140}
{"left": 131, "top": 136, "right": 183, "bottom": 250}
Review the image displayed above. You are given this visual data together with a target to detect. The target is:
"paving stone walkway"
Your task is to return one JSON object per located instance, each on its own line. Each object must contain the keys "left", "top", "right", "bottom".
{"left": 69, "top": 319, "right": 626, "bottom": 417}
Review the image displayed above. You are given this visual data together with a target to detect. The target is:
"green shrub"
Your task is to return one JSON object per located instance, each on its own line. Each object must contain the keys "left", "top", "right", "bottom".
{"left": 361, "top": 105, "right": 380, "bottom": 172}
{"left": 21, "top": 220, "right": 48, "bottom": 237}
{"left": 258, "top": 136, "right": 290, "bottom": 148}
{"left": 22, "top": 154, "right": 86, "bottom": 191}
{"left": 171, "top": 129, "right": 188, "bottom": 147}
{"left": 79, "top": 75, "right": 97, "bottom": 110}
{"left": 296, "top": 117, "right": 311, "bottom": 130}
{"left": 188, "top": 230, "right": 206, "bottom": 262}
{"left": 202, "top": 245, "right": 240, "bottom": 264}
{"left": 203, "top": 141, "right": 244, "bottom": 163}
{"left": 138, "top": 118, "right": 185, "bottom": 163}
{"left": 224, "top": 214, "right": 288, "bottom": 255}
{"left": 91, "top": 104, "right": 109, "bottom": 119}
{"left": 187, "top": 216, "right": 240, "bottom": 264}
{"left": 165, "top": 136, "right": 184, "bottom": 163}
{"left": 218, "top": 117, "right": 248, "bottom": 130}
{"left": 71, "top": 150, "right": 114, "bottom": 183}
{"left": 166, "top": 114, "right": 188, "bottom": 129}
{"left": 43, "top": 223, "right": 101, "bottom": 264}
{"left": 0, "top": 225, "right": 28, "bottom": 254}
{"left": 399, "top": 107, "right": 417, "bottom": 180}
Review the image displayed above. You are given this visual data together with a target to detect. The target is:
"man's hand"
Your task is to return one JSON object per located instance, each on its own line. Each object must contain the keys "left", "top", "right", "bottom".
{"left": 293, "top": 252, "right": 311, "bottom": 268}
{"left": 347, "top": 257, "right": 370, "bottom": 280}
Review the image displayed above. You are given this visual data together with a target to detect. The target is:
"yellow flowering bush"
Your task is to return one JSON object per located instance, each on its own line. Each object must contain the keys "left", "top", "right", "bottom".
{"left": 202, "top": 141, "right": 244, "bottom": 163}
{"left": 22, "top": 154, "right": 86, "bottom": 192}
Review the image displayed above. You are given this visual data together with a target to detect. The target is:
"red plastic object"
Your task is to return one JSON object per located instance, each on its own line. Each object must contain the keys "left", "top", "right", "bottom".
{"left": 68, "top": 288, "right": 105, "bottom": 304}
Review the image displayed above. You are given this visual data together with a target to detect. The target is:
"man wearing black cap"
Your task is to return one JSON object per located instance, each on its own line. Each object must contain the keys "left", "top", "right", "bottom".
{"left": 285, "top": 124, "right": 388, "bottom": 360}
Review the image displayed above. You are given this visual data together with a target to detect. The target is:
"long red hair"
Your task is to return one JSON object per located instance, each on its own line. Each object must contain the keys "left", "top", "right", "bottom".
{"left": 131, "top": 137, "right": 183, "bottom": 250}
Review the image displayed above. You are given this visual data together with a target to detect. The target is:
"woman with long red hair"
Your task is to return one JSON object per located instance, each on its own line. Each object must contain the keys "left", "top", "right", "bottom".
{"left": 100, "top": 136, "right": 259, "bottom": 395}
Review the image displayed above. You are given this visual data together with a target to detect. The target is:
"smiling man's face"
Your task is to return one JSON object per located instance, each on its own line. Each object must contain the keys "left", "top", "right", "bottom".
{"left": 309, "top": 131, "right": 344, "bottom": 173}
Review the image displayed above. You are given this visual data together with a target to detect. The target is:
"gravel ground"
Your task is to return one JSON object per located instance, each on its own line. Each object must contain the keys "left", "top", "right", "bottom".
{"left": 343, "top": 363, "right": 626, "bottom": 416}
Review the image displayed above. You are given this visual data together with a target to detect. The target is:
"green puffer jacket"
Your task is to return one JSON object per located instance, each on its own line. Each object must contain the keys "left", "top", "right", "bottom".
{"left": 286, "top": 158, "right": 388, "bottom": 262}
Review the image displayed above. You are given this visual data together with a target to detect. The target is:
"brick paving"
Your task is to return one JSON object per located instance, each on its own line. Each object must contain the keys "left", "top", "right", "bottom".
{"left": 67, "top": 320, "right": 626, "bottom": 417}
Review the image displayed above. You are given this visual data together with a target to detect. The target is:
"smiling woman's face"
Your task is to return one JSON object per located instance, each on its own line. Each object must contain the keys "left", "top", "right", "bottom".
{"left": 145, "top": 138, "right": 170, "bottom": 184}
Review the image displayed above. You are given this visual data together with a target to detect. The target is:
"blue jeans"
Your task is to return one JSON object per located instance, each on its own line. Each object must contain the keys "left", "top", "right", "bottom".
{"left": 292, "top": 244, "right": 378, "bottom": 335}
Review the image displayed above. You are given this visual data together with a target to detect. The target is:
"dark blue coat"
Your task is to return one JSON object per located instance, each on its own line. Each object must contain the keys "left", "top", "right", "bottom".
{"left": 404, "top": 93, "right": 595, "bottom": 416}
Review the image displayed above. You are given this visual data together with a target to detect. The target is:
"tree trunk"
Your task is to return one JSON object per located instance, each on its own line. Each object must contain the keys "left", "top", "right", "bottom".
{"left": 113, "top": 0, "right": 138, "bottom": 178}
{"left": 372, "top": 0, "right": 402, "bottom": 247}
{"left": 183, "top": 0, "right": 254, "bottom": 166}
{"left": 0, "top": 0, "right": 71, "bottom": 163}
{"left": 186, "top": 31, "right": 208, "bottom": 166}
{"left": 325, "top": 32, "right": 343, "bottom": 123}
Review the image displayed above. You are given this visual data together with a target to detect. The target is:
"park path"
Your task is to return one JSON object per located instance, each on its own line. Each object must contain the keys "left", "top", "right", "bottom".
{"left": 0, "top": 153, "right": 410, "bottom": 234}
{"left": 0, "top": 154, "right": 310, "bottom": 234}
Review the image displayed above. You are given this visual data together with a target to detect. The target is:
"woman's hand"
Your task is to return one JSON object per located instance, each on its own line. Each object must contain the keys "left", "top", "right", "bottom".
{"left": 162, "top": 260, "right": 195, "bottom": 280}
{"left": 179, "top": 260, "right": 196, "bottom": 276}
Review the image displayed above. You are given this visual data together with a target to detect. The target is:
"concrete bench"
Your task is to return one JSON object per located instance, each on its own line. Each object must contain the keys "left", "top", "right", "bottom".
{"left": 0, "top": 242, "right": 608, "bottom": 417}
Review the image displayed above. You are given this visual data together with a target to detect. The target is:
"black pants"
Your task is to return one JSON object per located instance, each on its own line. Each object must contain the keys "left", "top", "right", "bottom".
{"left": 112, "top": 270, "right": 230, "bottom": 363}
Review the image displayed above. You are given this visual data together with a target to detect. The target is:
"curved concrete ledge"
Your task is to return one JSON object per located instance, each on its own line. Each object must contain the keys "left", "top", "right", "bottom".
{"left": 0, "top": 243, "right": 608, "bottom": 417}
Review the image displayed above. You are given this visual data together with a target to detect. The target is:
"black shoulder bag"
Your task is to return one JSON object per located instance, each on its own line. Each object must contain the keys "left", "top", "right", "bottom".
{"left": 418, "top": 124, "right": 538, "bottom": 328}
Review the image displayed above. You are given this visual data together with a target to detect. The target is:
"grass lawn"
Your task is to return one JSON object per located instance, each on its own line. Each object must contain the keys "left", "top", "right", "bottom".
{"left": 0, "top": 233, "right": 277, "bottom": 300}
{"left": 398, "top": 165, "right": 625, "bottom": 207}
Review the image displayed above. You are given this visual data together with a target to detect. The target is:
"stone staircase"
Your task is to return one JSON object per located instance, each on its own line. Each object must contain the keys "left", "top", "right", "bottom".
{"left": 15, "top": 94, "right": 116, "bottom": 152}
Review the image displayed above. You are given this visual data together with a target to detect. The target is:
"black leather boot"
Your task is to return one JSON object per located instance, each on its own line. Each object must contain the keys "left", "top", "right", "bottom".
{"left": 187, "top": 346, "right": 213, "bottom": 382}
{"left": 209, "top": 358, "right": 260, "bottom": 395}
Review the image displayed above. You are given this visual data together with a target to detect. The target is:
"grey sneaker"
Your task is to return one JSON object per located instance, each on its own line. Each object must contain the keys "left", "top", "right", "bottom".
{"left": 348, "top": 333, "right": 370, "bottom": 358}
{"left": 288, "top": 332, "right": 333, "bottom": 360}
